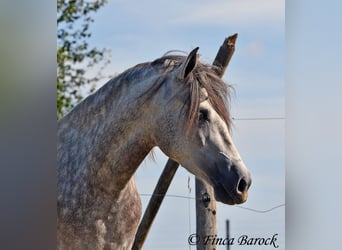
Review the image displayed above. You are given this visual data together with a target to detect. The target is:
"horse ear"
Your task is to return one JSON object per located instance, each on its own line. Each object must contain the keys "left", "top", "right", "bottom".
{"left": 178, "top": 47, "right": 199, "bottom": 80}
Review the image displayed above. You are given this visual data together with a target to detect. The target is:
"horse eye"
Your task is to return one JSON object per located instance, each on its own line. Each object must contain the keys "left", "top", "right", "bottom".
{"left": 199, "top": 109, "right": 209, "bottom": 121}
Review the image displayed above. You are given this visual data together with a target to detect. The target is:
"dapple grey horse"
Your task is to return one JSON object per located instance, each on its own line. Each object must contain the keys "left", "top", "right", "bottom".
{"left": 57, "top": 48, "right": 251, "bottom": 249}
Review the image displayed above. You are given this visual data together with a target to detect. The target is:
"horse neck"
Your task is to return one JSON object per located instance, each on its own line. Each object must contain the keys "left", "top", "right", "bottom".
{"left": 58, "top": 73, "right": 161, "bottom": 197}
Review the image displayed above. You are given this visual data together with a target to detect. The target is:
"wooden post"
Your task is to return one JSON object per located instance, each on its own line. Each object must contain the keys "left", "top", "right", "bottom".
{"left": 195, "top": 33, "right": 238, "bottom": 250}
{"left": 195, "top": 179, "right": 217, "bottom": 250}
{"left": 132, "top": 34, "right": 238, "bottom": 250}
{"left": 213, "top": 33, "right": 238, "bottom": 77}
{"left": 132, "top": 159, "right": 179, "bottom": 250}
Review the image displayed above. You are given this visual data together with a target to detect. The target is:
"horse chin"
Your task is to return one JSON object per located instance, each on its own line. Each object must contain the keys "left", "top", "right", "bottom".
{"left": 213, "top": 183, "right": 248, "bottom": 205}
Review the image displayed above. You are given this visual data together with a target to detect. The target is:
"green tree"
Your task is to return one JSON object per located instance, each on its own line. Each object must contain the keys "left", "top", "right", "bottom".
{"left": 57, "top": 0, "right": 110, "bottom": 119}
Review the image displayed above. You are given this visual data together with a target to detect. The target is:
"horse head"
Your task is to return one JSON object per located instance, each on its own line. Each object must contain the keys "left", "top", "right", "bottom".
{"left": 153, "top": 48, "right": 251, "bottom": 205}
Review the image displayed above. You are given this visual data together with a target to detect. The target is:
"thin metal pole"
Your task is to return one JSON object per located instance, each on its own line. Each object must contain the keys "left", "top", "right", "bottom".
{"left": 226, "top": 220, "right": 230, "bottom": 250}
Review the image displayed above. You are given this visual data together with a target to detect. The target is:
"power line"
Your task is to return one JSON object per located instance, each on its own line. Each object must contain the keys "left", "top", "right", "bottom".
{"left": 139, "top": 193, "right": 285, "bottom": 214}
{"left": 140, "top": 193, "right": 195, "bottom": 200}
{"left": 236, "top": 204, "right": 285, "bottom": 213}
{"left": 232, "top": 117, "right": 285, "bottom": 121}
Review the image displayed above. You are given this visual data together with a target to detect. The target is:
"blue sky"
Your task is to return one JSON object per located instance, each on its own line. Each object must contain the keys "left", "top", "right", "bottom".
{"left": 85, "top": 0, "right": 285, "bottom": 249}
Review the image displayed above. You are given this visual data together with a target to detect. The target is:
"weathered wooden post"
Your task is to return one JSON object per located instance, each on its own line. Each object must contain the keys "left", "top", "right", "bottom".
{"left": 195, "top": 180, "right": 217, "bottom": 250}
{"left": 132, "top": 159, "right": 179, "bottom": 250}
{"left": 196, "top": 33, "right": 237, "bottom": 250}
{"left": 213, "top": 33, "right": 238, "bottom": 78}
{"left": 132, "top": 34, "right": 237, "bottom": 250}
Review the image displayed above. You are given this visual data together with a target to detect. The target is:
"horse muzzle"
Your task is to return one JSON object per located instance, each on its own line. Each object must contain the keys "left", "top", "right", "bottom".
{"left": 212, "top": 154, "right": 252, "bottom": 205}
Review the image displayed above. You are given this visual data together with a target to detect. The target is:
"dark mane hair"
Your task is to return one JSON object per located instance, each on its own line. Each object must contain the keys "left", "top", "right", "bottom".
{"left": 183, "top": 58, "right": 232, "bottom": 133}
{"left": 152, "top": 55, "right": 232, "bottom": 134}
{"left": 116, "top": 54, "right": 232, "bottom": 134}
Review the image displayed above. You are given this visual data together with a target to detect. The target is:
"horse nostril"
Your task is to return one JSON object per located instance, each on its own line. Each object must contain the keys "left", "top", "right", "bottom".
{"left": 237, "top": 178, "right": 248, "bottom": 193}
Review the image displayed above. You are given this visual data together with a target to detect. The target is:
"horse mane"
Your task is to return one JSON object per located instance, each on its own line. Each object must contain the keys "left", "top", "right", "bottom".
{"left": 181, "top": 57, "right": 232, "bottom": 133}
{"left": 113, "top": 53, "right": 232, "bottom": 134}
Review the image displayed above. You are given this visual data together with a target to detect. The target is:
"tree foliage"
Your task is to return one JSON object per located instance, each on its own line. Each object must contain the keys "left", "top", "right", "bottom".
{"left": 57, "top": 0, "right": 109, "bottom": 119}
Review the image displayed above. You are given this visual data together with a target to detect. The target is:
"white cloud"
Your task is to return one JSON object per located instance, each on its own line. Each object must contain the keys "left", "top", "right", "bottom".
{"left": 244, "top": 41, "right": 265, "bottom": 55}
